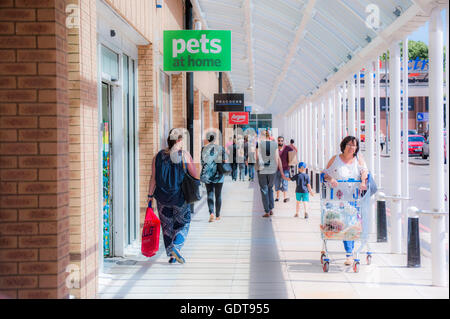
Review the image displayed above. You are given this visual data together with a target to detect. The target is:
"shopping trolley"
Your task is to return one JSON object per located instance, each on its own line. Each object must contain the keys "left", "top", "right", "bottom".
{"left": 319, "top": 173, "right": 372, "bottom": 273}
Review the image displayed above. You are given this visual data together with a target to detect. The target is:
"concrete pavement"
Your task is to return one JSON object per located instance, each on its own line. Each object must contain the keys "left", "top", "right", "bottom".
{"left": 97, "top": 175, "right": 449, "bottom": 299}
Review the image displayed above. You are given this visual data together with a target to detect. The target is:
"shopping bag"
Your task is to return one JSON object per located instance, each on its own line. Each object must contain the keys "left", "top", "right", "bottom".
{"left": 288, "top": 150, "right": 297, "bottom": 166}
{"left": 141, "top": 201, "right": 160, "bottom": 257}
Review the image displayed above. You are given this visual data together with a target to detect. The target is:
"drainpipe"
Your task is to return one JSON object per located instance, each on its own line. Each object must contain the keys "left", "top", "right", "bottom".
{"left": 428, "top": 7, "right": 447, "bottom": 287}
{"left": 185, "top": 0, "right": 194, "bottom": 155}
{"left": 218, "top": 72, "right": 223, "bottom": 144}
{"left": 390, "top": 41, "right": 403, "bottom": 254}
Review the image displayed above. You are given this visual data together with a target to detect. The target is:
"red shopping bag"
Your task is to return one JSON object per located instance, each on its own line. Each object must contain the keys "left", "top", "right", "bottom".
{"left": 141, "top": 201, "right": 160, "bottom": 257}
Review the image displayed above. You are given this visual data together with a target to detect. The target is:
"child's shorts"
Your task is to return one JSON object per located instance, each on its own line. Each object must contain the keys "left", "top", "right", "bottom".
{"left": 296, "top": 192, "right": 309, "bottom": 202}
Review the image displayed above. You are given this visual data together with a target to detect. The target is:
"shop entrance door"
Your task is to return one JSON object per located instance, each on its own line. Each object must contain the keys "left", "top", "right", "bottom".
{"left": 102, "top": 82, "right": 113, "bottom": 257}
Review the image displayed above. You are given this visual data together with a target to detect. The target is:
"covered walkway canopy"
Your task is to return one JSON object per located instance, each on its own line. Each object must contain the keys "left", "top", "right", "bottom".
{"left": 193, "top": 0, "right": 449, "bottom": 287}
{"left": 193, "top": 0, "right": 441, "bottom": 115}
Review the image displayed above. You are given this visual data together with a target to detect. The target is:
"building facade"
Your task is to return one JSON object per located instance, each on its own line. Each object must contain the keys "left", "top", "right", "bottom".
{"left": 0, "top": 0, "right": 232, "bottom": 299}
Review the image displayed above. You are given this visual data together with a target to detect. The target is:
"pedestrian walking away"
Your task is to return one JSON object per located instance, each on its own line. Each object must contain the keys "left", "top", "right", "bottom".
{"left": 147, "top": 128, "right": 199, "bottom": 264}
{"left": 322, "top": 136, "right": 368, "bottom": 266}
{"left": 256, "top": 130, "right": 288, "bottom": 218}
{"left": 274, "top": 136, "right": 294, "bottom": 203}
{"left": 286, "top": 162, "right": 315, "bottom": 219}
{"left": 289, "top": 139, "right": 298, "bottom": 177}
{"left": 200, "top": 132, "right": 226, "bottom": 223}
{"left": 227, "top": 135, "right": 239, "bottom": 181}
{"left": 246, "top": 135, "right": 256, "bottom": 181}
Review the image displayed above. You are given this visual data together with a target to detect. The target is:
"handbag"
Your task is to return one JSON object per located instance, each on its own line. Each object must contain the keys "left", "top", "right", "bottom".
{"left": 141, "top": 201, "right": 160, "bottom": 257}
{"left": 217, "top": 147, "right": 231, "bottom": 175}
{"left": 181, "top": 157, "right": 201, "bottom": 204}
{"left": 368, "top": 173, "right": 378, "bottom": 197}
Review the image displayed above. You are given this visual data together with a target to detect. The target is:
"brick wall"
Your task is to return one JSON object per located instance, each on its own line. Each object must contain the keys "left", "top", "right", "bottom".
{"left": 171, "top": 73, "right": 185, "bottom": 131}
{"left": 137, "top": 44, "right": 155, "bottom": 229}
{"left": 66, "top": 0, "right": 98, "bottom": 299}
{"left": 0, "top": 0, "right": 70, "bottom": 299}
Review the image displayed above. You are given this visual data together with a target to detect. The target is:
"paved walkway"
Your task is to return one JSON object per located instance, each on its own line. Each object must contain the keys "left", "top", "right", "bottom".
{"left": 97, "top": 175, "right": 449, "bottom": 299}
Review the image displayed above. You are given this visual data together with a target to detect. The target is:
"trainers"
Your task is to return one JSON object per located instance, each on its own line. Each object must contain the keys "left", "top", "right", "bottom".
{"left": 171, "top": 248, "right": 185, "bottom": 264}
{"left": 262, "top": 213, "right": 270, "bottom": 218}
{"left": 215, "top": 216, "right": 221, "bottom": 221}
{"left": 304, "top": 212, "right": 309, "bottom": 219}
{"left": 275, "top": 198, "right": 279, "bottom": 202}
{"left": 284, "top": 198, "right": 290, "bottom": 203}
{"left": 269, "top": 210, "right": 273, "bottom": 216}
{"left": 294, "top": 213, "right": 299, "bottom": 218}
{"left": 168, "top": 257, "right": 176, "bottom": 264}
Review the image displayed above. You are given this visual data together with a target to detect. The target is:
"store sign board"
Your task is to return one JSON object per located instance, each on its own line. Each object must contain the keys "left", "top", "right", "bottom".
{"left": 229, "top": 112, "right": 249, "bottom": 125}
{"left": 163, "top": 30, "right": 231, "bottom": 71}
{"left": 417, "top": 112, "right": 429, "bottom": 122}
{"left": 214, "top": 93, "right": 244, "bottom": 112}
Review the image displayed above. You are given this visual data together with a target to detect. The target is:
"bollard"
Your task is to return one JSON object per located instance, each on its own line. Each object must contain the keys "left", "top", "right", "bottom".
{"left": 377, "top": 199, "right": 387, "bottom": 242}
{"left": 315, "top": 173, "right": 320, "bottom": 193}
{"left": 407, "top": 216, "right": 421, "bottom": 268}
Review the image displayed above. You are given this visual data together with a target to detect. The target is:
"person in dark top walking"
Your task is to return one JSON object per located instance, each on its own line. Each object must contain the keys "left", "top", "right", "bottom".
{"left": 227, "top": 135, "right": 238, "bottom": 181}
{"left": 244, "top": 135, "right": 256, "bottom": 181}
{"left": 289, "top": 162, "right": 315, "bottom": 219}
{"left": 274, "top": 136, "right": 294, "bottom": 203}
{"left": 200, "top": 132, "right": 226, "bottom": 222}
{"left": 147, "top": 128, "right": 198, "bottom": 264}
{"left": 256, "top": 130, "right": 287, "bottom": 218}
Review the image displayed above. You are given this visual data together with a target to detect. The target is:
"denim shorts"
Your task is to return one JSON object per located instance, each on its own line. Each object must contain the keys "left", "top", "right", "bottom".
{"left": 295, "top": 192, "right": 309, "bottom": 202}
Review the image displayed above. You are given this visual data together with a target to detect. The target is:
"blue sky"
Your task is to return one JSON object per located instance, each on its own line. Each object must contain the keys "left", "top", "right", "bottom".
{"left": 408, "top": 9, "right": 447, "bottom": 45}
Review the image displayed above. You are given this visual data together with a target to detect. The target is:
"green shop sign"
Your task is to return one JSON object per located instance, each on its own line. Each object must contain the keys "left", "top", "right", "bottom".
{"left": 163, "top": 30, "right": 231, "bottom": 72}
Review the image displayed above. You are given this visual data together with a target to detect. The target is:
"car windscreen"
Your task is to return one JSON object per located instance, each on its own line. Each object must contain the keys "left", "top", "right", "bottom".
{"left": 408, "top": 136, "right": 425, "bottom": 142}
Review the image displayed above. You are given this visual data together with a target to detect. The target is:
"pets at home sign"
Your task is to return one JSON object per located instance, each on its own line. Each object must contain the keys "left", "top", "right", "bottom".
{"left": 163, "top": 30, "right": 231, "bottom": 71}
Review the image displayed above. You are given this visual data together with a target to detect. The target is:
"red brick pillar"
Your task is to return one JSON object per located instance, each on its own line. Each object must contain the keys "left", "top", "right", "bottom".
{"left": 0, "top": 0, "right": 70, "bottom": 299}
{"left": 137, "top": 44, "right": 155, "bottom": 230}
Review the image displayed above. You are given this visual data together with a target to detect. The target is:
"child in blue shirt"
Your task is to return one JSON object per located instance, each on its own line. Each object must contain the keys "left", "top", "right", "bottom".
{"left": 290, "top": 162, "right": 315, "bottom": 218}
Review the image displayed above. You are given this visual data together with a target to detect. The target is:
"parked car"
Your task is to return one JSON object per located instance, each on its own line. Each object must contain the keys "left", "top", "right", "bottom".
{"left": 421, "top": 132, "right": 447, "bottom": 163}
{"left": 404, "top": 135, "right": 425, "bottom": 156}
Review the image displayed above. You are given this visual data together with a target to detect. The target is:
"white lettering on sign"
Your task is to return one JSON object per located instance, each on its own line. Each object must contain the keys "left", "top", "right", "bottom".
{"left": 173, "top": 39, "right": 186, "bottom": 58}
{"left": 231, "top": 114, "right": 246, "bottom": 123}
{"left": 187, "top": 39, "right": 200, "bottom": 54}
{"left": 172, "top": 36, "right": 222, "bottom": 58}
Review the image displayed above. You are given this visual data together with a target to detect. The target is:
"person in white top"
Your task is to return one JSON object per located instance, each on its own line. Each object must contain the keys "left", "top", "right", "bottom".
{"left": 322, "top": 136, "right": 368, "bottom": 266}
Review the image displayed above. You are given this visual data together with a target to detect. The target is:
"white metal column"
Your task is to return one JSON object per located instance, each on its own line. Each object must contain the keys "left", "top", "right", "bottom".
{"left": 326, "top": 93, "right": 333, "bottom": 160}
{"left": 312, "top": 101, "right": 318, "bottom": 171}
{"left": 342, "top": 82, "right": 347, "bottom": 137}
{"left": 335, "top": 87, "right": 342, "bottom": 146}
{"left": 445, "top": 6, "right": 449, "bottom": 222}
{"left": 318, "top": 98, "right": 324, "bottom": 170}
{"left": 401, "top": 38, "right": 410, "bottom": 254}
{"left": 349, "top": 75, "right": 356, "bottom": 138}
{"left": 375, "top": 57, "right": 382, "bottom": 187}
{"left": 389, "top": 41, "right": 402, "bottom": 254}
{"left": 308, "top": 102, "right": 313, "bottom": 167}
{"left": 365, "top": 61, "right": 376, "bottom": 235}
{"left": 357, "top": 72, "right": 361, "bottom": 141}
{"left": 428, "top": 7, "right": 447, "bottom": 287}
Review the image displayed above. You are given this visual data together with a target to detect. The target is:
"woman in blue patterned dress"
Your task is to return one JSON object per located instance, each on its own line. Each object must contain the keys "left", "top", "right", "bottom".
{"left": 147, "top": 128, "right": 198, "bottom": 264}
